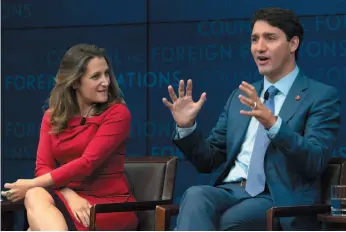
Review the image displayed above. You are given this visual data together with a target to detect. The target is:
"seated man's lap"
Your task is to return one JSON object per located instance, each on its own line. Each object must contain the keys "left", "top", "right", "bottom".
{"left": 219, "top": 192, "right": 273, "bottom": 231}
{"left": 179, "top": 184, "right": 273, "bottom": 230}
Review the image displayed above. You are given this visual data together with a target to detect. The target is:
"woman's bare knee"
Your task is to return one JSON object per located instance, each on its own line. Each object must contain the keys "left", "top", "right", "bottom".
{"left": 27, "top": 227, "right": 31, "bottom": 231}
{"left": 25, "top": 187, "right": 54, "bottom": 209}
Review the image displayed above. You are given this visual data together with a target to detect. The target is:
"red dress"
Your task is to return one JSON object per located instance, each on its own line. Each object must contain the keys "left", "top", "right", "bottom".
{"left": 35, "top": 103, "right": 139, "bottom": 231}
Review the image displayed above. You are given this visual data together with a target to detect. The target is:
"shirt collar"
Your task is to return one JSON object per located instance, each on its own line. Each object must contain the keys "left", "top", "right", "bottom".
{"left": 263, "top": 65, "right": 299, "bottom": 97}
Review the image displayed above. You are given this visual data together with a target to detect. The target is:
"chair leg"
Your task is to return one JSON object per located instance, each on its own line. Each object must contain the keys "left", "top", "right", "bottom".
{"left": 266, "top": 208, "right": 275, "bottom": 231}
{"left": 89, "top": 205, "right": 96, "bottom": 231}
{"left": 155, "top": 206, "right": 171, "bottom": 231}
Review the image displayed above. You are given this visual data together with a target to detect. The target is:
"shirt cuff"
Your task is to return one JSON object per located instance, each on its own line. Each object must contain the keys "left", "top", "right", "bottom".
{"left": 266, "top": 116, "right": 282, "bottom": 139}
{"left": 175, "top": 122, "right": 197, "bottom": 139}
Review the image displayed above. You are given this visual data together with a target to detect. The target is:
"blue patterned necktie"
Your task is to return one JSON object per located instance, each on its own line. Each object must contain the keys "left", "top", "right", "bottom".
{"left": 245, "top": 85, "right": 279, "bottom": 197}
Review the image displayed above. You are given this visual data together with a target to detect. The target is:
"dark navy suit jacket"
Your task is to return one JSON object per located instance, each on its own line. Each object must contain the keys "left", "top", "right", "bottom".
{"left": 173, "top": 72, "right": 341, "bottom": 230}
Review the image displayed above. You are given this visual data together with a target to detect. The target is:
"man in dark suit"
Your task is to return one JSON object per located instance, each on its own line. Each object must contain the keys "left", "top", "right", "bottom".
{"left": 162, "top": 7, "right": 341, "bottom": 230}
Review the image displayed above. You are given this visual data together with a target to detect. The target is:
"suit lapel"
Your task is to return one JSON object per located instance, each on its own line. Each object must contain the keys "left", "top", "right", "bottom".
{"left": 227, "top": 73, "right": 308, "bottom": 161}
{"left": 228, "top": 80, "right": 263, "bottom": 161}
{"left": 225, "top": 73, "right": 308, "bottom": 170}
{"left": 278, "top": 72, "right": 308, "bottom": 122}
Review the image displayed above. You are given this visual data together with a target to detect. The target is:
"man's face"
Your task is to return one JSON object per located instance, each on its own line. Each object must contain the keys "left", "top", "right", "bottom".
{"left": 251, "top": 20, "right": 297, "bottom": 79}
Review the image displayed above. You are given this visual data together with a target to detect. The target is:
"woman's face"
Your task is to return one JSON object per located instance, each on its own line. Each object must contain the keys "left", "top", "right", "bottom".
{"left": 75, "top": 57, "right": 111, "bottom": 106}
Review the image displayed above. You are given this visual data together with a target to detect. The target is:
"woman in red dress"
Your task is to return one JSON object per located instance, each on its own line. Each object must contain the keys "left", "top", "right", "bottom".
{"left": 1, "top": 44, "right": 139, "bottom": 230}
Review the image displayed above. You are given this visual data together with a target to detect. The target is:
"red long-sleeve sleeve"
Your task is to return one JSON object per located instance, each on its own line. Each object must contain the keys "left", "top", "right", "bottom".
{"left": 50, "top": 104, "right": 131, "bottom": 187}
{"left": 35, "top": 111, "right": 56, "bottom": 177}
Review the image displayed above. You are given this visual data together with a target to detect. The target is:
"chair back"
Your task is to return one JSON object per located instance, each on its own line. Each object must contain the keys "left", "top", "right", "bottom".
{"left": 124, "top": 156, "right": 177, "bottom": 231}
{"left": 320, "top": 157, "right": 346, "bottom": 204}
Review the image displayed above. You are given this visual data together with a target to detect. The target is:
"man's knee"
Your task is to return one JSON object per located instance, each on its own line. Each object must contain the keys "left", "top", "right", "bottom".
{"left": 180, "top": 185, "right": 223, "bottom": 210}
{"left": 182, "top": 185, "right": 213, "bottom": 201}
{"left": 25, "top": 187, "right": 54, "bottom": 209}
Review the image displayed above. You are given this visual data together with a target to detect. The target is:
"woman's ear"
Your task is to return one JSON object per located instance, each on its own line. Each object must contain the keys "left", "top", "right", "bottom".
{"left": 72, "top": 82, "right": 79, "bottom": 90}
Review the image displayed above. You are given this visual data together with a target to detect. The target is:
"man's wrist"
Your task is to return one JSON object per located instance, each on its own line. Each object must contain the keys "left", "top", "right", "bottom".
{"left": 265, "top": 116, "right": 278, "bottom": 130}
{"left": 177, "top": 121, "right": 195, "bottom": 128}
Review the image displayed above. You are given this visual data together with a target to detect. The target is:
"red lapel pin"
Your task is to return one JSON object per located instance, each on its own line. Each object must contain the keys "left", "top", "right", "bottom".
{"left": 295, "top": 95, "right": 301, "bottom": 101}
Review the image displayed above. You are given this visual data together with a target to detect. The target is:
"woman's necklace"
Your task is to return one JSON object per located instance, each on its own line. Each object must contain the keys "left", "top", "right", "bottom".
{"left": 80, "top": 105, "right": 94, "bottom": 125}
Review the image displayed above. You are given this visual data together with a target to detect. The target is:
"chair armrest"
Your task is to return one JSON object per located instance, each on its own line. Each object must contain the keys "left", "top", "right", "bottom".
{"left": 1, "top": 200, "right": 26, "bottom": 231}
{"left": 266, "top": 204, "right": 330, "bottom": 231}
{"left": 155, "top": 204, "right": 180, "bottom": 231}
{"left": 89, "top": 200, "right": 172, "bottom": 230}
{"left": 1, "top": 200, "right": 25, "bottom": 211}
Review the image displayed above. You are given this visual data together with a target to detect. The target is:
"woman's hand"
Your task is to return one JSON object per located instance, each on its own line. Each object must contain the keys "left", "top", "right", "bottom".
{"left": 1, "top": 179, "right": 35, "bottom": 202}
{"left": 68, "top": 195, "right": 92, "bottom": 228}
{"left": 60, "top": 188, "right": 92, "bottom": 228}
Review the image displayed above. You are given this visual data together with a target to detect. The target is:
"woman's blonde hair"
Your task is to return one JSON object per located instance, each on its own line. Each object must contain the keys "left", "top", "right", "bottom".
{"left": 48, "top": 44, "right": 125, "bottom": 134}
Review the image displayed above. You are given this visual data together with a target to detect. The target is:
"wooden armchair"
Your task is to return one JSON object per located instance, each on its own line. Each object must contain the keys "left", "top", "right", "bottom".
{"left": 154, "top": 157, "right": 346, "bottom": 231}
{"left": 266, "top": 157, "right": 346, "bottom": 230}
{"left": 1, "top": 156, "right": 178, "bottom": 231}
{"left": 90, "top": 156, "right": 178, "bottom": 231}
